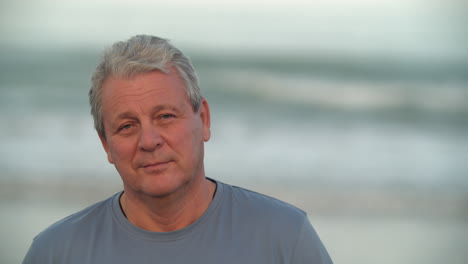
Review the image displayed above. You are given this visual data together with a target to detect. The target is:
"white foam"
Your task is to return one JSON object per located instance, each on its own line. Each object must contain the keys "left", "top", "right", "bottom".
{"left": 210, "top": 69, "right": 468, "bottom": 112}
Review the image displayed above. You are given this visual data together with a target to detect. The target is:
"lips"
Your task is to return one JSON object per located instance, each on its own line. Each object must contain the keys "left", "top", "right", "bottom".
{"left": 142, "top": 161, "right": 170, "bottom": 167}
{"left": 139, "top": 160, "right": 173, "bottom": 170}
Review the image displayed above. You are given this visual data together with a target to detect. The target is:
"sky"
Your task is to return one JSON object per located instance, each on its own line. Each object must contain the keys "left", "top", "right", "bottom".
{"left": 1, "top": 0, "right": 466, "bottom": 61}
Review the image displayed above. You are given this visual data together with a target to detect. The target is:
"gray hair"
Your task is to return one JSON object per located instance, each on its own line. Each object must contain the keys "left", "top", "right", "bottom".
{"left": 89, "top": 35, "right": 202, "bottom": 137}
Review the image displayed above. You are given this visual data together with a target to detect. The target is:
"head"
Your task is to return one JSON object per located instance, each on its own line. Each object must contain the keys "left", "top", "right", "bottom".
{"left": 89, "top": 35, "right": 211, "bottom": 199}
{"left": 89, "top": 35, "right": 202, "bottom": 138}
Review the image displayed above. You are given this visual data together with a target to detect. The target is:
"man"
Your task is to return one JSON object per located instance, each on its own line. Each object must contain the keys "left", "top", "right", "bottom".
{"left": 23, "top": 35, "right": 332, "bottom": 264}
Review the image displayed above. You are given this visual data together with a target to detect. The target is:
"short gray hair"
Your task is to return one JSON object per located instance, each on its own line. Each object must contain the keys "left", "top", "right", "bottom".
{"left": 89, "top": 35, "right": 202, "bottom": 137}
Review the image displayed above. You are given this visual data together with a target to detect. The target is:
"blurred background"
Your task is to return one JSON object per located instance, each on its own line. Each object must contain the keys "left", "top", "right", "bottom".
{"left": 1, "top": 0, "right": 467, "bottom": 263}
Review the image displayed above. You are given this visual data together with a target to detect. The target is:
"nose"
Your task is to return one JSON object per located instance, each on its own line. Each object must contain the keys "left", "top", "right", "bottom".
{"left": 138, "top": 124, "right": 163, "bottom": 152}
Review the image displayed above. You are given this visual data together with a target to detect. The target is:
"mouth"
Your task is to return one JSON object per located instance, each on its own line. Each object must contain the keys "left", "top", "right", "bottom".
{"left": 140, "top": 161, "right": 172, "bottom": 169}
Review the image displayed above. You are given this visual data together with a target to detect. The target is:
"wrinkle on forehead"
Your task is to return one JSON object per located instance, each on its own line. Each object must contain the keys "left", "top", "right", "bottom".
{"left": 100, "top": 73, "right": 192, "bottom": 130}
{"left": 107, "top": 88, "right": 166, "bottom": 113}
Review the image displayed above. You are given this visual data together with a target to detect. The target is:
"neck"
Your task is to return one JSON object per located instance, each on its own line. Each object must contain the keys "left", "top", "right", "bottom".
{"left": 120, "top": 177, "right": 216, "bottom": 232}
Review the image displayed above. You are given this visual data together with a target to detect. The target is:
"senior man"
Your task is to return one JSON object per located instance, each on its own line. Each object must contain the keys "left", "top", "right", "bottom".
{"left": 23, "top": 35, "right": 332, "bottom": 264}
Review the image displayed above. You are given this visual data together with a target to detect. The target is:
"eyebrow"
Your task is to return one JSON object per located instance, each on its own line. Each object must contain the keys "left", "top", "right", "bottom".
{"left": 113, "top": 104, "right": 182, "bottom": 122}
{"left": 151, "top": 104, "right": 182, "bottom": 114}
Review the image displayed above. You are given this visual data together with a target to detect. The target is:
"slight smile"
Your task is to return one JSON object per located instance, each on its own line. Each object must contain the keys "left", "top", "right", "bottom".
{"left": 139, "top": 160, "right": 173, "bottom": 171}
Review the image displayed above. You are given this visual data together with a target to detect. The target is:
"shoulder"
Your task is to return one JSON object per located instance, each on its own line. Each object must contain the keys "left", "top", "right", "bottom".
{"left": 23, "top": 193, "right": 118, "bottom": 263}
{"left": 218, "top": 182, "right": 333, "bottom": 263}
{"left": 221, "top": 182, "right": 307, "bottom": 228}
{"left": 216, "top": 182, "right": 334, "bottom": 262}
{"left": 38, "top": 193, "right": 116, "bottom": 238}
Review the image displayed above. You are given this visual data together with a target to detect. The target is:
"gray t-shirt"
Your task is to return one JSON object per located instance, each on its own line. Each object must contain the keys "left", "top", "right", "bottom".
{"left": 23, "top": 180, "right": 332, "bottom": 264}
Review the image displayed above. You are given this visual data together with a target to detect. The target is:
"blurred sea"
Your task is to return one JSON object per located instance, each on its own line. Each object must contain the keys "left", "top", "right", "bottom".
{"left": 1, "top": 47, "right": 467, "bottom": 186}
{"left": 1, "top": 46, "right": 467, "bottom": 263}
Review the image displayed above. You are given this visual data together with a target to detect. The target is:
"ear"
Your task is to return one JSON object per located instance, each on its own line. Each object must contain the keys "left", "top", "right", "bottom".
{"left": 199, "top": 98, "right": 211, "bottom": 142}
{"left": 99, "top": 133, "right": 114, "bottom": 164}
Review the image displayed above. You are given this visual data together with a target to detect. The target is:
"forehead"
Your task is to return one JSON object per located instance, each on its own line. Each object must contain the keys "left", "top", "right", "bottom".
{"left": 100, "top": 70, "right": 191, "bottom": 115}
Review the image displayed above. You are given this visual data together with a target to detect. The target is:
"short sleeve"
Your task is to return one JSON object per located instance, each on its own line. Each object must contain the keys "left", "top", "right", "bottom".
{"left": 290, "top": 216, "right": 333, "bottom": 264}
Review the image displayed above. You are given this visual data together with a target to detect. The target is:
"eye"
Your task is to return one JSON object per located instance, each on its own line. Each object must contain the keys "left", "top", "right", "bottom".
{"left": 161, "top": 114, "right": 175, "bottom": 119}
{"left": 118, "top": 123, "right": 134, "bottom": 132}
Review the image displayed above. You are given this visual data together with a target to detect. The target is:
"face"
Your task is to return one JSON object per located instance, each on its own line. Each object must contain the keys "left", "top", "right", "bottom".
{"left": 99, "top": 69, "right": 211, "bottom": 199}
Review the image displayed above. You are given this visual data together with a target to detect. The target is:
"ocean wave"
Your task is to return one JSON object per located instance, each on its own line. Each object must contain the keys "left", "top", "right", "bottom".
{"left": 207, "top": 69, "right": 468, "bottom": 113}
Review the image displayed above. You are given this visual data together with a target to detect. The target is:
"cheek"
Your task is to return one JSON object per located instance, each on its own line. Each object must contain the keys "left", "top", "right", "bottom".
{"left": 169, "top": 122, "right": 203, "bottom": 160}
{"left": 109, "top": 138, "right": 136, "bottom": 163}
{"left": 188, "top": 122, "right": 205, "bottom": 160}
{"left": 188, "top": 121, "right": 204, "bottom": 148}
